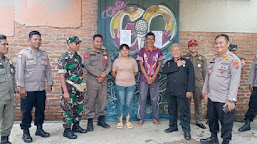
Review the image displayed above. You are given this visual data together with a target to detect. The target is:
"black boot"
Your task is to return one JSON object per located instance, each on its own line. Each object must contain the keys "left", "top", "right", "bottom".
{"left": 200, "top": 133, "right": 219, "bottom": 144}
{"left": 87, "top": 118, "right": 94, "bottom": 132}
{"left": 63, "top": 128, "right": 77, "bottom": 139}
{"left": 1, "top": 136, "right": 11, "bottom": 144}
{"left": 222, "top": 140, "right": 229, "bottom": 144}
{"left": 72, "top": 122, "right": 87, "bottom": 133}
{"left": 35, "top": 125, "right": 50, "bottom": 137}
{"left": 238, "top": 119, "right": 251, "bottom": 132}
{"left": 22, "top": 129, "right": 33, "bottom": 143}
{"left": 97, "top": 116, "right": 110, "bottom": 128}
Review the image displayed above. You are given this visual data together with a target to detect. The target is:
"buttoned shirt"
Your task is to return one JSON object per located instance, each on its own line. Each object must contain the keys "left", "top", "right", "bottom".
{"left": 248, "top": 55, "right": 257, "bottom": 87}
{"left": 16, "top": 47, "right": 53, "bottom": 91}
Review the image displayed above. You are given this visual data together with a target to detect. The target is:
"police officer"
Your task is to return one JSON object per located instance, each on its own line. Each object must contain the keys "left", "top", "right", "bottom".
{"left": 58, "top": 36, "right": 87, "bottom": 139}
{"left": 84, "top": 34, "right": 112, "bottom": 131}
{"left": 16, "top": 31, "right": 53, "bottom": 143}
{"left": 183, "top": 39, "right": 207, "bottom": 129}
{"left": 238, "top": 55, "right": 257, "bottom": 132}
{"left": 0, "top": 34, "right": 19, "bottom": 144}
{"left": 228, "top": 43, "right": 245, "bottom": 68}
{"left": 162, "top": 43, "right": 195, "bottom": 140}
{"left": 200, "top": 34, "right": 241, "bottom": 144}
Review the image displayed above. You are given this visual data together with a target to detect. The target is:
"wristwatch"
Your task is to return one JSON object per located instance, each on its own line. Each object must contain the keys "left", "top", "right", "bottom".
{"left": 15, "top": 90, "right": 20, "bottom": 94}
{"left": 228, "top": 100, "right": 235, "bottom": 103}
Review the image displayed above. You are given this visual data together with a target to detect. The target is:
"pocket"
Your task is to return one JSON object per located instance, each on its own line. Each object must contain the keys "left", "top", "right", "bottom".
{"left": 26, "top": 59, "right": 36, "bottom": 71}
{"left": 41, "top": 60, "right": 48, "bottom": 71}
{"left": 90, "top": 57, "right": 98, "bottom": 66}
{"left": 0, "top": 69, "right": 6, "bottom": 82}
{"left": 217, "top": 65, "right": 230, "bottom": 77}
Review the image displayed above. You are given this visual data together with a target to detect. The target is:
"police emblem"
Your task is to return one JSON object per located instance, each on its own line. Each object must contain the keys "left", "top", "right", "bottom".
{"left": 233, "top": 60, "right": 239, "bottom": 69}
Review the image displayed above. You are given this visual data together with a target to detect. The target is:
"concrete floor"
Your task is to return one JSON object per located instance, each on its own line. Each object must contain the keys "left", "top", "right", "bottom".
{"left": 7, "top": 120, "right": 257, "bottom": 144}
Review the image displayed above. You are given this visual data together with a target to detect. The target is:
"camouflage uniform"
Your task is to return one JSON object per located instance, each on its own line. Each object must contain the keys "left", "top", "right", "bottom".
{"left": 58, "top": 51, "right": 84, "bottom": 128}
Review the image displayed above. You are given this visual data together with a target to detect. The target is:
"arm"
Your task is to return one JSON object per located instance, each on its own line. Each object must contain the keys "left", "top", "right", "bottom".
{"left": 248, "top": 57, "right": 256, "bottom": 86}
{"left": 59, "top": 73, "right": 70, "bottom": 101}
{"left": 46, "top": 53, "right": 53, "bottom": 92}
{"left": 139, "top": 61, "right": 150, "bottom": 82}
{"left": 84, "top": 52, "right": 102, "bottom": 77}
{"left": 16, "top": 51, "right": 27, "bottom": 98}
{"left": 103, "top": 52, "right": 112, "bottom": 76}
{"left": 162, "top": 61, "right": 178, "bottom": 74}
{"left": 187, "top": 60, "right": 195, "bottom": 92}
{"left": 202, "top": 56, "right": 207, "bottom": 81}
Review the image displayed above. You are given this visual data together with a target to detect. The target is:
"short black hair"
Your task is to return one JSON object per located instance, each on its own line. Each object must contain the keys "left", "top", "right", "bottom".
{"left": 215, "top": 34, "right": 229, "bottom": 42}
{"left": 0, "top": 34, "right": 7, "bottom": 40}
{"left": 29, "top": 31, "right": 41, "bottom": 39}
{"left": 119, "top": 44, "right": 130, "bottom": 51}
{"left": 93, "top": 34, "right": 103, "bottom": 41}
{"left": 145, "top": 32, "right": 155, "bottom": 39}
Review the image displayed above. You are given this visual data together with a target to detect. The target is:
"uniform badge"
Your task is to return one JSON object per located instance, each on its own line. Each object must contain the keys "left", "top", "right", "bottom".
{"left": 185, "top": 57, "right": 190, "bottom": 59}
{"left": 0, "top": 63, "right": 3, "bottom": 69}
{"left": 103, "top": 60, "right": 106, "bottom": 66}
{"left": 198, "top": 64, "right": 201, "bottom": 67}
{"left": 233, "top": 60, "right": 239, "bottom": 69}
{"left": 8, "top": 60, "right": 13, "bottom": 65}
{"left": 103, "top": 55, "right": 108, "bottom": 59}
{"left": 224, "top": 59, "right": 229, "bottom": 62}
{"left": 220, "top": 70, "right": 224, "bottom": 74}
{"left": 199, "top": 56, "right": 202, "bottom": 60}
{"left": 103, "top": 51, "right": 107, "bottom": 54}
{"left": 18, "top": 52, "right": 23, "bottom": 58}
{"left": 84, "top": 53, "right": 88, "bottom": 59}
{"left": 90, "top": 50, "right": 94, "bottom": 54}
{"left": 223, "top": 54, "right": 227, "bottom": 57}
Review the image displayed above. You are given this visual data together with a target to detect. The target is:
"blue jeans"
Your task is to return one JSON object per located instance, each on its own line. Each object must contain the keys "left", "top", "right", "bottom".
{"left": 115, "top": 84, "right": 136, "bottom": 118}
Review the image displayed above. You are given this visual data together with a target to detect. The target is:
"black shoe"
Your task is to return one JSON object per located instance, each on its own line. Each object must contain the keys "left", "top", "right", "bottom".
{"left": 35, "top": 125, "right": 50, "bottom": 138}
{"left": 238, "top": 119, "right": 251, "bottom": 132}
{"left": 164, "top": 128, "right": 178, "bottom": 133}
{"left": 200, "top": 137, "right": 219, "bottom": 144}
{"left": 184, "top": 132, "right": 191, "bottom": 140}
{"left": 63, "top": 128, "right": 77, "bottom": 139}
{"left": 72, "top": 122, "right": 87, "bottom": 133}
{"left": 1, "top": 136, "right": 11, "bottom": 144}
{"left": 22, "top": 129, "right": 33, "bottom": 143}
{"left": 196, "top": 123, "right": 206, "bottom": 129}
{"left": 87, "top": 118, "right": 94, "bottom": 132}
{"left": 97, "top": 116, "right": 110, "bottom": 129}
{"left": 222, "top": 140, "right": 229, "bottom": 144}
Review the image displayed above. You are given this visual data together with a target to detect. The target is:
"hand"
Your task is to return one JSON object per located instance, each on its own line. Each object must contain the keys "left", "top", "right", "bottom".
{"left": 249, "top": 84, "right": 253, "bottom": 93}
{"left": 63, "top": 92, "right": 70, "bottom": 102}
{"left": 148, "top": 76, "right": 156, "bottom": 84}
{"left": 186, "top": 92, "right": 193, "bottom": 98}
{"left": 14, "top": 93, "right": 20, "bottom": 102}
{"left": 177, "top": 60, "right": 186, "bottom": 67}
{"left": 97, "top": 77, "right": 104, "bottom": 83}
{"left": 101, "top": 72, "right": 107, "bottom": 78}
{"left": 202, "top": 93, "right": 208, "bottom": 103}
{"left": 20, "top": 87, "right": 27, "bottom": 98}
{"left": 46, "top": 85, "right": 52, "bottom": 93}
{"left": 223, "top": 101, "right": 236, "bottom": 111}
{"left": 241, "top": 60, "right": 245, "bottom": 68}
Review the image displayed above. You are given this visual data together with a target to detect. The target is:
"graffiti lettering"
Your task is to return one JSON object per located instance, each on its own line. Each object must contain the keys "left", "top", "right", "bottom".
{"left": 101, "top": 0, "right": 128, "bottom": 19}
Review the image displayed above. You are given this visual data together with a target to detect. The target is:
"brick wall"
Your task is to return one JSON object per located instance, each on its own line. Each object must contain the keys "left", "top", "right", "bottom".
{"left": 5, "top": 0, "right": 256, "bottom": 120}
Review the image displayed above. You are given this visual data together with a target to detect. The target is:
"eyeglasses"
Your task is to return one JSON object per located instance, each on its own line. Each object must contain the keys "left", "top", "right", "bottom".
{"left": 0, "top": 43, "right": 8, "bottom": 46}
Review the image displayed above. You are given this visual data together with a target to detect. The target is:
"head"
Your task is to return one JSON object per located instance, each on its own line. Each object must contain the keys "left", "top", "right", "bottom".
{"left": 145, "top": 32, "right": 155, "bottom": 47}
{"left": 119, "top": 44, "right": 130, "bottom": 57}
{"left": 93, "top": 34, "right": 103, "bottom": 50}
{"left": 67, "top": 36, "right": 82, "bottom": 52}
{"left": 0, "top": 34, "right": 8, "bottom": 56}
{"left": 29, "top": 31, "right": 42, "bottom": 50}
{"left": 228, "top": 43, "right": 237, "bottom": 54}
{"left": 188, "top": 39, "right": 198, "bottom": 53}
{"left": 171, "top": 43, "right": 181, "bottom": 59}
{"left": 214, "top": 34, "right": 230, "bottom": 55}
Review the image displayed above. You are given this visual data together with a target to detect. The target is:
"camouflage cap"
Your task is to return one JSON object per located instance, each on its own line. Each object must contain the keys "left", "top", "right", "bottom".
{"left": 228, "top": 43, "right": 237, "bottom": 51}
{"left": 66, "top": 36, "right": 82, "bottom": 44}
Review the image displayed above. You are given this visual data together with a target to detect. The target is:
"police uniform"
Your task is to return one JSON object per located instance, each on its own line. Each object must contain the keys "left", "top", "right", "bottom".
{"left": 84, "top": 48, "right": 112, "bottom": 119}
{"left": 202, "top": 50, "right": 241, "bottom": 142}
{"left": 16, "top": 47, "right": 53, "bottom": 130}
{"left": 162, "top": 57, "right": 195, "bottom": 135}
{"left": 183, "top": 54, "right": 207, "bottom": 124}
{"left": 0, "top": 57, "right": 16, "bottom": 137}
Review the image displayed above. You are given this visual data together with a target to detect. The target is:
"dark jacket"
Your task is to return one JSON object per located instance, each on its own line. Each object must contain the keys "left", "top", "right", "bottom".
{"left": 162, "top": 57, "right": 195, "bottom": 97}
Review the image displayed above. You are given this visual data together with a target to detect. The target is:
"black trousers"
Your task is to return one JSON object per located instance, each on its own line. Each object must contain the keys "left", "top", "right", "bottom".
{"left": 20, "top": 90, "right": 46, "bottom": 129}
{"left": 208, "top": 98, "right": 235, "bottom": 141}
{"left": 167, "top": 95, "right": 190, "bottom": 133}
{"left": 245, "top": 87, "right": 257, "bottom": 121}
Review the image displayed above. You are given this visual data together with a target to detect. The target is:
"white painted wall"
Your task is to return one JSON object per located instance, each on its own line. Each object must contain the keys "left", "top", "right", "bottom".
{"left": 180, "top": 0, "right": 257, "bottom": 32}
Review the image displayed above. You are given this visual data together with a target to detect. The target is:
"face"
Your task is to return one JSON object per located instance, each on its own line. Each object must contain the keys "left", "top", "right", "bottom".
{"left": 93, "top": 37, "right": 103, "bottom": 50}
{"left": 68, "top": 42, "right": 81, "bottom": 52}
{"left": 0, "top": 39, "right": 9, "bottom": 55}
{"left": 171, "top": 45, "right": 181, "bottom": 59}
{"left": 188, "top": 43, "right": 198, "bottom": 53}
{"left": 29, "top": 34, "right": 42, "bottom": 49}
{"left": 215, "top": 36, "right": 229, "bottom": 55}
{"left": 145, "top": 35, "right": 155, "bottom": 47}
{"left": 120, "top": 46, "right": 130, "bottom": 57}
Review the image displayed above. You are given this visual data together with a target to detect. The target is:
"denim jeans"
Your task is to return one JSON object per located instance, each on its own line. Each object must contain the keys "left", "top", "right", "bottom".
{"left": 115, "top": 84, "right": 136, "bottom": 118}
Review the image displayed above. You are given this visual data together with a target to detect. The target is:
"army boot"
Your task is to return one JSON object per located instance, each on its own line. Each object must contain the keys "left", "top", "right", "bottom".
{"left": 238, "top": 119, "right": 251, "bottom": 132}
{"left": 87, "top": 118, "right": 94, "bottom": 131}
{"left": 63, "top": 128, "right": 77, "bottom": 139}
{"left": 1, "top": 135, "right": 11, "bottom": 144}
{"left": 200, "top": 133, "right": 219, "bottom": 144}
{"left": 35, "top": 125, "right": 50, "bottom": 137}
{"left": 22, "top": 129, "right": 33, "bottom": 143}
{"left": 72, "top": 122, "right": 87, "bottom": 133}
{"left": 97, "top": 116, "right": 110, "bottom": 128}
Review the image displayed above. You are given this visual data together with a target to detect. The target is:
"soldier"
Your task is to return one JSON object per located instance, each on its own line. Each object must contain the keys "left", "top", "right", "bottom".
{"left": 16, "top": 31, "right": 53, "bottom": 143}
{"left": 228, "top": 43, "right": 245, "bottom": 68}
{"left": 0, "top": 34, "right": 19, "bottom": 144}
{"left": 238, "top": 55, "right": 257, "bottom": 132}
{"left": 162, "top": 44, "right": 194, "bottom": 140}
{"left": 84, "top": 34, "right": 112, "bottom": 131}
{"left": 58, "top": 36, "right": 87, "bottom": 139}
{"left": 200, "top": 34, "right": 241, "bottom": 144}
{"left": 183, "top": 39, "right": 207, "bottom": 129}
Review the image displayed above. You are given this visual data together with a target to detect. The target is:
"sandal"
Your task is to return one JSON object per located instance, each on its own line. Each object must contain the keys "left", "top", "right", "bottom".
{"left": 153, "top": 121, "right": 161, "bottom": 127}
{"left": 116, "top": 122, "right": 123, "bottom": 129}
{"left": 125, "top": 122, "right": 134, "bottom": 129}
{"left": 136, "top": 121, "right": 144, "bottom": 127}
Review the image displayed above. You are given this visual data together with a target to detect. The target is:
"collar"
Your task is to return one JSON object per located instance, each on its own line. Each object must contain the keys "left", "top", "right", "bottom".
{"left": 28, "top": 47, "right": 42, "bottom": 54}
{"left": 0, "top": 56, "right": 5, "bottom": 60}
{"left": 145, "top": 46, "right": 157, "bottom": 51}
{"left": 216, "top": 50, "right": 229, "bottom": 58}
{"left": 187, "top": 52, "right": 199, "bottom": 57}
{"left": 173, "top": 57, "right": 183, "bottom": 62}
{"left": 67, "top": 50, "right": 77, "bottom": 57}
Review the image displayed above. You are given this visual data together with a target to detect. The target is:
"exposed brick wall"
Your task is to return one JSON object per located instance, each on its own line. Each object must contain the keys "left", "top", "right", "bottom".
{"left": 5, "top": 0, "right": 256, "bottom": 120}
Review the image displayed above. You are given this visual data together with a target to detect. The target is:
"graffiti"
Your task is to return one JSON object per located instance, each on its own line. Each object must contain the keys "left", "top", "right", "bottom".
{"left": 101, "top": 0, "right": 128, "bottom": 19}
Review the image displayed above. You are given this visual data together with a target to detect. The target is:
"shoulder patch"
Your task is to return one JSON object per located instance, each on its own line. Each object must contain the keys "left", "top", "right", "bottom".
{"left": 233, "top": 60, "right": 239, "bottom": 69}
{"left": 185, "top": 57, "right": 190, "bottom": 59}
{"left": 18, "top": 51, "right": 23, "bottom": 58}
{"left": 84, "top": 53, "right": 88, "bottom": 59}
{"left": 198, "top": 56, "right": 202, "bottom": 60}
{"left": 8, "top": 60, "right": 13, "bottom": 65}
